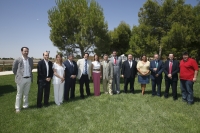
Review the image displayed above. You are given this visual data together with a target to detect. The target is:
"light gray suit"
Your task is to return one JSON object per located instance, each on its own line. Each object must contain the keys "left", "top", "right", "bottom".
{"left": 101, "top": 60, "right": 113, "bottom": 94}
{"left": 110, "top": 56, "right": 122, "bottom": 93}
{"left": 12, "top": 57, "right": 33, "bottom": 84}
{"left": 12, "top": 57, "right": 33, "bottom": 111}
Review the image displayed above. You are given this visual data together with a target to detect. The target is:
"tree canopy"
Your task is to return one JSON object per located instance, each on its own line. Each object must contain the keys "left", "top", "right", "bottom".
{"left": 48, "top": 0, "right": 108, "bottom": 57}
{"left": 128, "top": 0, "right": 200, "bottom": 62}
{"left": 48, "top": 0, "right": 200, "bottom": 62}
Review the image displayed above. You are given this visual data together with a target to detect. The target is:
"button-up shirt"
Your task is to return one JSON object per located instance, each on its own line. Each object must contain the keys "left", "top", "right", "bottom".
{"left": 22, "top": 56, "right": 30, "bottom": 77}
{"left": 44, "top": 59, "right": 49, "bottom": 76}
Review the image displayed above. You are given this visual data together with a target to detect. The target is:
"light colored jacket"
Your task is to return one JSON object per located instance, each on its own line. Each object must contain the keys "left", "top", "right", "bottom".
{"left": 12, "top": 57, "right": 33, "bottom": 84}
{"left": 110, "top": 56, "right": 122, "bottom": 74}
{"left": 101, "top": 60, "right": 113, "bottom": 80}
{"left": 77, "top": 58, "right": 92, "bottom": 79}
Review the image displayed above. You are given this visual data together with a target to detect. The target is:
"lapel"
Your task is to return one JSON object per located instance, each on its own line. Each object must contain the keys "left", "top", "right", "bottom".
{"left": 105, "top": 60, "right": 109, "bottom": 68}
{"left": 42, "top": 59, "right": 47, "bottom": 72}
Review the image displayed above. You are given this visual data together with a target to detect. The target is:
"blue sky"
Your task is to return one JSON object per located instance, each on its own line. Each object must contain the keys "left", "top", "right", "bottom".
{"left": 0, "top": 0, "right": 198, "bottom": 58}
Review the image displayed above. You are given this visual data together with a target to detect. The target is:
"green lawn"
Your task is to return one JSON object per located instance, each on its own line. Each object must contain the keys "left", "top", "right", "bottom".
{"left": 0, "top": 73, "right": 200, "bottom": 133}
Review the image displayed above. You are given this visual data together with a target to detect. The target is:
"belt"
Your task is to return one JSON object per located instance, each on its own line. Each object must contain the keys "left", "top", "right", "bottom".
{"left": 93, "top": 69, "right": 100, "bottom": 71}
{"left": 82, "top": 74, "right": 88, "bottom": 75}
{"left": 23, "top": 76, "right": 31, "bottom": 78}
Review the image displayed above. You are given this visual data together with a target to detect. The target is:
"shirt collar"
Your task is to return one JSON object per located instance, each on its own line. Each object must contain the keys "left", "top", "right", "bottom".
{"left": 22, "top": 56, "right": 28, "bottom": 60}
{"left": 44, "top": 59, "right": 49, "bottom": 62}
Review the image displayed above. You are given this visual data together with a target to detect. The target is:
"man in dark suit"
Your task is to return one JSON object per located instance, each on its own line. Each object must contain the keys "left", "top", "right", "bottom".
{"left": 37, "top": 52, "right": 53, "bottom": 108}
{"left": 150, "top": 54, "right": 164, "bottom": 97}
{"left": 121, "top": 54, "right": 137, "bottom": 93}
{"left": 163, "top": 54, "right": 179, "bottom": 100}
{"left": 63, "top": 54, "right": 78, "bottom": 101}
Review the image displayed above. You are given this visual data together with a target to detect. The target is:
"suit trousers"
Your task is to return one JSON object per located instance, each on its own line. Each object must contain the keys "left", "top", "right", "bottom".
{"left": 103, "top": 78, "right": 112, "bottom": 94}
{"left": 64, "top": 78, "right": 76, "bottom": 100}
{"left": 112, "top": 66, "right": 120, "bottom": 93}
{"left": 151, "top": 77, "right": 162, "bottom": 96}
{"left": 53, "top": 83, "right": 64, "bottom": 105}
{"left": 79, "top": 74, "right": 90, "bottom": 97}
{"left": 37, "top": 81, "right": 51, "bottom": 107}
{"left": 164, "top": 79, "right": 178, "bottom": 99}
{"left": 124, "top": 77, "right": 135, "bottom": 93}
{"left": 15, "top": 78, "right": 31, "bottom": 110}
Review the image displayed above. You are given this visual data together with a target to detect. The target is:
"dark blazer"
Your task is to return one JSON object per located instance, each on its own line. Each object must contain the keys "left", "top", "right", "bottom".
{"left": 163, "top": 60, "right": 179, "bottom": 81}
{"left": 121, "top": 60, "right": 137, "bottom": 78}
{"left": 150, "top": 60, "right": 164, "bottom": 80}
{"left": 37, "top": 59, "right": 53, "bottom": 83}
{"left": 63, "top": 60, "right": 78, "bottom": 80}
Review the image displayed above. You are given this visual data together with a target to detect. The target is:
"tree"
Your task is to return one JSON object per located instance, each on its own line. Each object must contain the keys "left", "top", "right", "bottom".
{"left": 48, "top": 0, "right": 108, "bottom": 57}
{"left": 109, "top": 21, "right": 131, "bottom": 56}
{"left": 128, "top": 0, "right": 199, "bottom": 61}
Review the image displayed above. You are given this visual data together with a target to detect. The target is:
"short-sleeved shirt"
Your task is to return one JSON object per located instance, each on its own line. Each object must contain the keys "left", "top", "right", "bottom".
{"left": 179, "top": 58, "right": 199, "bottom": 81}
{"left": 137, "top": 61, "right": 150, "bottom": 75}
{"left": 52, "top": 63, "right": 66, "bottom": 84}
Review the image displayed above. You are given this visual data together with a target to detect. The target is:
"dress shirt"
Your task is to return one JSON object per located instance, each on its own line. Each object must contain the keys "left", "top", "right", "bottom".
{"left": 22, "top": 56, "right": 30, "bottom": 77}
{"left": 44, "top": 59, "right": 49, "bottom": 76}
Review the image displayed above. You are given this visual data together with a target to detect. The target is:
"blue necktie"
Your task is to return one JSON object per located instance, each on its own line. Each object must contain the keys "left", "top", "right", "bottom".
{"left": 155, "top": 61, "right": 158, "bottom": 68}
{"left": 85, "top": 60, "right": 87, "bottom": 74}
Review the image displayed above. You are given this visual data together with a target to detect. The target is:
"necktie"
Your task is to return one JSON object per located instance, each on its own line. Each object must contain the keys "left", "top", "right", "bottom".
{"left": 129, "top": 61, "right": 132, "bottom": 68}
{"left": 155, "top": 61, "right": 158, "bottom": 68}
{"left": 114, "top": 57, "right": 116, "bottom": 65}
{"left": 85, "top": 59, "right": 87, "bottom": 74}
{"left": 169, "top": 61, "right": 172, "bottom": 74}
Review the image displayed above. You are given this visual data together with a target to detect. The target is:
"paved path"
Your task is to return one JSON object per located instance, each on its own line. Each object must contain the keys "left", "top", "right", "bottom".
{"left": 0, "top": 69, "right": 37, "bottom": 76}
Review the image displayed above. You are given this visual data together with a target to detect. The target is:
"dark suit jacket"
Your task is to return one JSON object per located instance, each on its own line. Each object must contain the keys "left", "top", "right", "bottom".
{"left": 37, "top": 59, "right": 53, "bottom": 84}
{"left": 163, "top": 60, "right": 179, "bottom": 81}
{"left": 63, "top": 60, "right": 78, "bottom": 81}
{"left": 150, "top": 60, "right": 164, "bottom": 80}
{"left": 121, "top": 60, "right": 137, "bottom": 78}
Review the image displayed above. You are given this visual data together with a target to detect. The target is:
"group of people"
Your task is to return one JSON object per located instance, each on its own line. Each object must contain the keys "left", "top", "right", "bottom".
{"left": 12, "top": 47, "right": 199, "bottom": 113}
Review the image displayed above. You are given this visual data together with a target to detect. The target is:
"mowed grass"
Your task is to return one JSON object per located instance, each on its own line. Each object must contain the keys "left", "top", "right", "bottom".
{"left": 0, "top": 73, "right": 200, "bottom": 133}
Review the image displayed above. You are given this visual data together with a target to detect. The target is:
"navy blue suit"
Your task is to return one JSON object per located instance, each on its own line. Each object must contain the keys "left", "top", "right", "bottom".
{"left": 63, "top": 60, "right": 78, "bottom": 100}
{"left": 150, "top": 60, "right": 164, "bottom": 96}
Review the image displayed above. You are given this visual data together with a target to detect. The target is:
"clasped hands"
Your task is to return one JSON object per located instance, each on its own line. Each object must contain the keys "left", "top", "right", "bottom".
{"left": 70, "top": 75, "right": 76, "bottom": 79}
{"left": 46, "top": 78, "right": 51, "bottom": 82}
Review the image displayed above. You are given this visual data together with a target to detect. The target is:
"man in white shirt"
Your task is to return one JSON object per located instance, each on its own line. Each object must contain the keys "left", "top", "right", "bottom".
{"left": 77, "top": 53, "right": 92, "bottom": 99}
{"left": 12, "top": 47, "right": 33, "bottom": 113}
{"left": 37, "top": 52, "right": 53, "bottom": 108}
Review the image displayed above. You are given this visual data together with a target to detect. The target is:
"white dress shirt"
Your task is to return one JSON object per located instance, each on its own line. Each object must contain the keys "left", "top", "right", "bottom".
{"left": 44, "top": 59, "right": 49, "bottom": 76}
{"left": 22, "top": 56, "right": 30, "bottom": 77}
{"left": 128, "top": 60, "right": 132, "bottom": 68}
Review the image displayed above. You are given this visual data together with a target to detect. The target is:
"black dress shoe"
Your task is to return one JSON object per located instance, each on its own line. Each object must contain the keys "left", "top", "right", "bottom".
{"left": 182, "top": 99, "right": 187, "bottom": 102}
{"left": 173, "top": 98, "right": 177, "bottom": 101}
{"left": 80, "top": 95, "right": 85, "bottom": 99}
{"left": 37, "top": 106, "right": 42, "bottom": 108}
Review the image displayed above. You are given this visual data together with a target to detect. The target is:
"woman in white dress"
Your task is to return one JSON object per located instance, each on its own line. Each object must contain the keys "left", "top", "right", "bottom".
{"left": 91, "top": 54, "right": 102, "bottom": 96}
{"left": 52, "top": 54, "right": 65, "bottom": 105}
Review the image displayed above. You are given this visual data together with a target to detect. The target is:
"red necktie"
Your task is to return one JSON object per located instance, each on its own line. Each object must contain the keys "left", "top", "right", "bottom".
{"left": 114, "top": 58, "right": 116, "bottom": 64}
{"left": 169, "top": 61, "right": 172, "bottom": 74}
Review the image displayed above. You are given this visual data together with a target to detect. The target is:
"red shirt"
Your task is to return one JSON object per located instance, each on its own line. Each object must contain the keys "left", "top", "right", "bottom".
{"left": 179, "top": 58, "right": 199, "bottom": 81}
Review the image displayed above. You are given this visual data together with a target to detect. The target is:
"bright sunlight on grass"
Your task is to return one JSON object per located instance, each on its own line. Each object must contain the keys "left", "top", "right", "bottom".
{"left": 0, "top": 73, "right": 200, "bottom": 133}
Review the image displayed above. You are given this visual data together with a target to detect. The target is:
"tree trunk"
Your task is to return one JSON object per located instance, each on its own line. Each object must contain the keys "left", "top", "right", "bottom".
{"left": 159, "top": 44, "right": 162, "bottom": 60}
{"left": 80, "top": 46, "right": 84, "bottom": 58}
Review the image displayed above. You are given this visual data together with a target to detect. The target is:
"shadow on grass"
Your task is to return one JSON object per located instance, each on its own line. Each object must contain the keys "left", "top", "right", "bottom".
{"left": 0, "top": 85, "right": 16, "bottom": 96}
{"left": 28, "top": 101, "right": 56, "bottom": 109}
